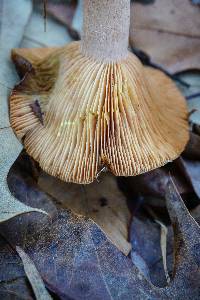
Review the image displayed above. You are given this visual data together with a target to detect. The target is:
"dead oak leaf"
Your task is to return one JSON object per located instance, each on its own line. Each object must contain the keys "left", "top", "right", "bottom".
{"left": 130, "top": 0, "right": 200, "bottom": 72}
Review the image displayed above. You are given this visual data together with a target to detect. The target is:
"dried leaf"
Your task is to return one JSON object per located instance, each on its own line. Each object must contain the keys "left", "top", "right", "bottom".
{"left": 0, "top": 279, "right": 33, "bottom": 300}
{"left": 11, "top": 53, "right": 33, "bottom": 80}
{"left": 130, "top": 178, "right": 200, "bottom": 297}
{"left": 166, "top": 177, "right": 200, "bottom": 263}
{"left": 0, "top": 237, "right": 24, "bottom": 282}
{"left": 46, "top": 1, "right": 80, "bottom": 40}
{"left": 180, "top": 158, "right": 200, "bottom": 198}
{"left": 0, "top": 129, "right": 47, "bottom": 223}
{"left": 183, "top": 132, "right": 200, "bottom": 160}
{"left": 6, "top": 151, "right": 57, "bottom": 236}
{"left": 119, "top": 164, "right": 191, "bottom": 201}
{"left": 16, "top": 246, "right": 53, "bottom": 300}
{"left": 2, "top": 210, "right": 163, "bottom": 299}
{"left": 39, "top": 172, "right": 132, "bottom": 255}
{"left": 130, "top": 216, "right": 173, "bottom": 287}
{"left": 47, "top": 1, "right": 77, "bottom": 26}
{"left": 0, "top": 236, "right": 34, "bottom": 300}
{"left": 191, "top": 205, "right": 200, "bottom": 224}
{"left": 0, "top": 0, "right": 31, "bottom": 91}
{"left": 164, "top": 178, "right": 200, "bottom": 298}
{"left": 131, "top": 251, "right": 151, "bottom": 281}
{"left": 0, "top": 0, "right": 47, "bottom": 223}
{"left": 0, "top": 156, "right": 160, "bottom": 299}
{"left": 1, "top": 153, "right": 200, "bottom": 299}
{"left": 1, "top": 2, "right": 200, "bottom": 298}
{"left": 12, "top": 48, "right": 57, "bottom": 70}
{"left": 130, "top": 0, "right": 200, "bottom": 72}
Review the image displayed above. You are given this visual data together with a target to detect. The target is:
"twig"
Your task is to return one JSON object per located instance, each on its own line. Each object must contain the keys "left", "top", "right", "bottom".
{"left": 188, "top": 109, "right": 198, "bottom": 117}
{"left": 96, "top": 166, "right": 108, "bottom": 183}
{"left": 186, "top": 92, "right": 200, "bottom": 100}
{"left": 67, "top": 27, "right": 80, "bottom": 41}
{"left": 43, "top": 0, "right": 47, "bottom": 32}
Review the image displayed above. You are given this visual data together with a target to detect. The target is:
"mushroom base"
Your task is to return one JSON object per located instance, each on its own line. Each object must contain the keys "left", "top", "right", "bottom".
{"left": 10, "top": 42, "right": 189, "bottom": 184}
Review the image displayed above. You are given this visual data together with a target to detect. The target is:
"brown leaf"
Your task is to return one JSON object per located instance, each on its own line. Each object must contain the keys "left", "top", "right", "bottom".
{"left": 11, "top": 53, "right": 33, "bottom": 80}
{"left": 12, "top": 47, "right": 57, "bottom": 65}
{"left": 183, "top": 132, "right": 200, "bottom": 160}
{"left": 130, "top": 0, "right": 200, "bottom": 72}
{"left": 38, "top": 172, "right": 132, "bottom": 256}
{"left": 47, "top": 1, "right": 77, "bottom": 27}
{"left": 119, "top": 163, "right": 192, "bottom": 200}
{"left": 45, "top": 1, "right": 80, "bottom": 40}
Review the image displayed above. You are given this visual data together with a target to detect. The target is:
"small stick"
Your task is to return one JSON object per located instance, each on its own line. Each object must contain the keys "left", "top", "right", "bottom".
{"left": 96, "top": 166, "right": 108, "bottom": 183}
{"left": 186, "top": 92, "right": 200, "bottom": 100}
{"left": 43, "top": 0, "right": 47, "bottom": 32}
{"left": 188, "top": 109, "right": 198, "bottom": 117}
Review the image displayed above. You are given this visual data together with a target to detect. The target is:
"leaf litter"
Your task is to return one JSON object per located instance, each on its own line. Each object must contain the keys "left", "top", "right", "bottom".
{"left": 130, "top": 0, "right": 200, "bottom": 73}
{"left": 1, "top": 158, "right": 200, "bottom": 299}
{"left": 1, "top": 0, "right": 200, "bottom": 299}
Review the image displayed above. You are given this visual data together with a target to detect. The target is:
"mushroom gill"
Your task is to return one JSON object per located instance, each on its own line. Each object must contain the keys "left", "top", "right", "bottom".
{"left": 9, "top": 0, "right": 189, "bottom": 184}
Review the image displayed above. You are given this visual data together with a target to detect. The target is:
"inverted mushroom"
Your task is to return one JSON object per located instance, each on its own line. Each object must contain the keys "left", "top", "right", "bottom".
{"left": 10, "top": 0, "right": 189, "bottom": 184}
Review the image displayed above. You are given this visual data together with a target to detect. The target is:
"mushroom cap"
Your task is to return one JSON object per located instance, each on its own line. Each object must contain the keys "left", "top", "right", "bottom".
{"left": 10, "top": 42, "right": 189, "bottom": 184}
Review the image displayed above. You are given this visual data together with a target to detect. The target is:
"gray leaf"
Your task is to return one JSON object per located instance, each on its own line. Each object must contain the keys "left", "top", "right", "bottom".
{"left": 16, "top": 246, "right": 53, "bottom": 300}
{"left": 0, "top": 0, "right": 47, "bottom": 223}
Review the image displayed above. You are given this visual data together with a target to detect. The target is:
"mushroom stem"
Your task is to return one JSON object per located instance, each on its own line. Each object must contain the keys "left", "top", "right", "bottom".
{"left": 81, "top": 0, "right": 130, "bottom": 62}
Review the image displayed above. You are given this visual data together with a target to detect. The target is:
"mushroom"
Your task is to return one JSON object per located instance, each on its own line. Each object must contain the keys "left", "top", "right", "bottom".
{"left": 10, "top": 0, "right": 189, "bottom": 184}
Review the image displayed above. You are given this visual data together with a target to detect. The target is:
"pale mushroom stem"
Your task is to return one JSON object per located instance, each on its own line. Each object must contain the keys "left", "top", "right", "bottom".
{"left": 81, "top": 0, "right": 130, "bottom": 62}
